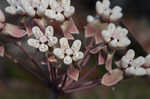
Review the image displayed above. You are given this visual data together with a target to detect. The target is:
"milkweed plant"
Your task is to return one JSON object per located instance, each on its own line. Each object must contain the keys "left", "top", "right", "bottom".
{"left": 0, "top": 0, "right": 149, "bottom": 98}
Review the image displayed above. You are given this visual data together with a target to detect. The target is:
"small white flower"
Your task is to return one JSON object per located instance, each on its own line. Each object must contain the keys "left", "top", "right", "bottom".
{"left": 144, "top": 54, "right": 150, "bottom": 66}
{"left": 6, "top": 0, "right": 75, "bottom": 20}
{"left": 27, "top": 26, "right": 58, "bottom": 52}
{"left": 101, "top": 23, "right": 131, "bottom": 48}
{"left": 121, "top": 49, "right": 146, "bottom": 76}
{"left": 53, "top": 37, "right": 84, "bottom": 65}
{"left": 96, "top": 0, "right": 123, "bottom": 21}
{"left": 121, "top": 49, "right": 135, "bottom": 68}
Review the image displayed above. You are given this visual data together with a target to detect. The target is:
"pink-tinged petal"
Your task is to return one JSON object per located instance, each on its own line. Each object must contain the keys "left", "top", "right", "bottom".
{"left": 105, "top": 53, "right": 113, "bottom": 72}
{"left": 64, "top": 33, "right": 74, "bottom": 40}
{"left": 2, "top": 23, "right": 26, "bottom": 38}
{"left": 95, "top": 30, "right": 103, "bottom": 44}
{"left": 115, "top": 61, "right": 121, "bottom": 68}
{"left": 61, "top": 18, "right": 79, "bottom": 34}
{"left": 85, "top": 24, "right": 95, "bottom": 38}
{"left": 101, "top": 69, "right": 124, "bottom": 87}
{"left": 0, "top": 46, "right": 4, "bottom": 57}
{"left": 66, "top": 18, "right": 79, "bottom": 34}
{"left": 67, "top": 67, "right": 80, "bottom": 81}
{"left": 0, "top": 10, "right": 5, "bottom": 22}
{"left": 98, "top": 53, "right": 105, "bottom": 65}
{"left": 90, "top": 46, "right": 103, "bottom": 54}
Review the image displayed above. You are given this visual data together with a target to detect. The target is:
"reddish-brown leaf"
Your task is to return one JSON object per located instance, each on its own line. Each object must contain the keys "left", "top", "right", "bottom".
{"left": 2, "top": 23, "right": 26, "bottom": 38}
{"left": 67, "top": 67, "right": 79, "bottom": 81}
{"left": 101, "top": 69, "right": 123, "bottom": 86}
{"left": 85, "top": 24, "right": 95, "bottom": 38}
{"left": 0, "top": 46, "right": 4, "bottom": 57}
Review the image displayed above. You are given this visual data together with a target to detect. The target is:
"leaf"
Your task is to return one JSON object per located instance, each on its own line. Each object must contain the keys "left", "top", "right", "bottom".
{"left": 2, "top": 23, "right": 27, "bottom": 38}
{"left": 101, "top": 69, "right": 124, "bottom": 86}
{"left": 67, "top": 67, "right": 79, "bottom": 81}
{"left": 0, "top": 46, "right": 4, "bottom": 57}
{"left": 0, "top": 10, "right": 5, "bottom": 22}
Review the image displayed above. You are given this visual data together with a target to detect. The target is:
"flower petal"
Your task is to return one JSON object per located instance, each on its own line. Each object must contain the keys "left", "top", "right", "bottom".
{"left": 48, "top": 36, "right": 58, "bottom": 47}
{"left": 27, "top": 38, "right": 40, "bottom": 48}
{"left": 64, "top": 56, "right": 72, "bottom": 65}
{"left": 73, "top": 51, "right": 84, "bottom": 61}
{"left": 71, "top": 40, "right": 81, "bottom": 52}
{"left": 53, "top": 48, "right": 64, "bottom": 59}
{"left": 32, "top": 26, "right": 43, "bottom": 39}
{"left": 45, "top": 26, "right": 54, "bottom": 37}
{"left": 39, "top": 44, "right": 49, "bottom": 52}
{"left": 60, "top": 37, "right": 70, "bottom": 49}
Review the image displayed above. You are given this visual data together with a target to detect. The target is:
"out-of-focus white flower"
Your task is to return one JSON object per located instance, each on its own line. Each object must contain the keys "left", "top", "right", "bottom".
{"left": 53, "top": 37, "right": 84, "bottom": 65}
{"left": 96, "top": 0, "right": 123, "bottom": 21}
{"left": 5, "top": 0, "right": 75, "bottom": 21}
{"left": 120, "top": 49, "right": 146, "bottom": 76}
{"left": 87, "top": 15, "right": 95, "bottom": 23}
{"left": 144, "top": 54, "right": 150, "bottom": 66}
{"left": 27, "top": 26, "right": 58, "bottom": 52}
{"left": 101, "top": 23, "right": 131, "bottom": 48}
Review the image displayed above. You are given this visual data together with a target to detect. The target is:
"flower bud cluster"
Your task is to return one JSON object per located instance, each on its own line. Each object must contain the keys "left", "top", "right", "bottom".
{"left": 121, "top": 49, "right": 150, "bottom": 76}
{"left": 6, "top": 0, "right": 75, "bottom": 21}
{"left": 101, "top": 23, "right": 131, "bottom": 48}
{"left": 96, "top": 0, "right": 123, "bottom": 21}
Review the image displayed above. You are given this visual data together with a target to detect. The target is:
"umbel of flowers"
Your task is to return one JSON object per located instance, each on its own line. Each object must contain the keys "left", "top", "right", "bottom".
{"left": 5, "top": 0, "right": 75, "bottom": 21}
{"left": 0, "top": 0, "right": 150, "bottom": 97}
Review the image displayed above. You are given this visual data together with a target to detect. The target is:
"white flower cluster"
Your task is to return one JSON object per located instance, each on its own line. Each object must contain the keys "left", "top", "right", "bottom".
{"left": 5, "top": 0, "right": 75, "bottom": 21}
{"left": 27, "top": 26, "right": 58, "bottom": 52}
{"left": 101, "top": 23, "right": 131, "bottom": 48}
{"left": 121, "top": 49, "right": 150, "bottom": 76}
{"left": 53, "top": 37, "right": 84, "bottom": 65}
{"left": 96, "top": 0, "right": 123, "bottom": 21}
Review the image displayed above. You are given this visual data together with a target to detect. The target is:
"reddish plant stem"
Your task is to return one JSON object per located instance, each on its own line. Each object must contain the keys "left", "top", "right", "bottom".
{"left": 64, "top": 79, "right": 101, "bottom": 93}
{"left": 78, "top": 38, "right": 94, "bottom": 66}
{"left": 60, "top": 74, "right": 67, "bottom": 90}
